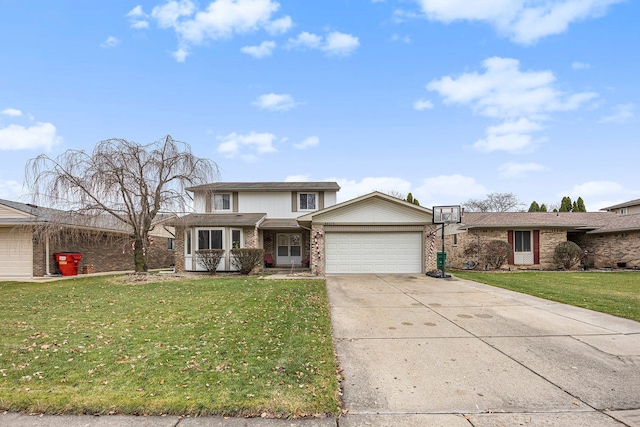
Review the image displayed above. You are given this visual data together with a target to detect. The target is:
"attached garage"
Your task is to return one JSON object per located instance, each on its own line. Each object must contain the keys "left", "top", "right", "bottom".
{"left": 297, "top": 192, "right": 437, "bottom": 275}
{"left": 0, "top": 228, "right": 33, "bottom": 277}
{"left": 325, "top": 231, "right": 422, "bottom": 273}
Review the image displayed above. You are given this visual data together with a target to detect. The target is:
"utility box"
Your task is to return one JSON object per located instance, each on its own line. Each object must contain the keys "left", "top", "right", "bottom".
{"left": 55, "top": 252, "right": 83, "bottom": 276}
{"left": 437, "top": 252, "right": 447, "bottom": 270}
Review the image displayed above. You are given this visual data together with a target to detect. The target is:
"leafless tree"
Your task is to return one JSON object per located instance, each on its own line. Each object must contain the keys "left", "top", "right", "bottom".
{"left": 462, "top": 192, "right": 523, "bottom": 212}
{"left": 26, "top": 135, "right": 218, "bottom": 272}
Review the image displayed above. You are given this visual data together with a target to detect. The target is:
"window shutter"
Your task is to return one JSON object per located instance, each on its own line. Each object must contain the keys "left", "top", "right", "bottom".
{"left": 291, "top": 192, "right": 297, "bottom": 212}
{"left": 319, "top": 191, "right": 324, "bottom": 210}
{"left": 205, "top": 191, "right": 212, "bottom": 213}
{"left": 507, "top": 230, "right": 514, "bottom": 265}
{"left": 533, "top": 230, "right": 540, "bottom": 264}
{"left": 232, "top": 192, "right": 238, "bottom": 212}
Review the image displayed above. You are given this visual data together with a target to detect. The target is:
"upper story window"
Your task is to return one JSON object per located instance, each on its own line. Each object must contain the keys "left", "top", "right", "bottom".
{"left": 620, "top": 208, "right": 628, "bottom": 215}
{"left": 214, "top": 193, "right": 231, "bottom": 211}
{"left": 299, "top": 193, "right": 317, "bottom": 211}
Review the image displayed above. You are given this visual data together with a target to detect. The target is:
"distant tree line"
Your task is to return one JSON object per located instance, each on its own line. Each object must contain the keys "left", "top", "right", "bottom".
{"left": 461, "top": 193, "right": 588, "bottom": 213}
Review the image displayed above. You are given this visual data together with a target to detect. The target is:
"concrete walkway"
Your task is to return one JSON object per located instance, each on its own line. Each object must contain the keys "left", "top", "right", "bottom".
{"left": 3, "top": 273, "right": 640, "bottom": 426}
{"left": 328, "top": 274, "right": 640, "bottom": 426}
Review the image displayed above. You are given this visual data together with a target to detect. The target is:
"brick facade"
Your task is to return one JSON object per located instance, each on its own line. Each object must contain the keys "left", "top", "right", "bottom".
{"left": 310, "top": 225, "right": 325, "bottom": 276}
{"left": 446, "top": 228, "right": 640, "bottom": 270}
{"left": 32, "top": 229, "right": 174, "bottom": 276}
{"left": 571, "top": 231, "right": 640, "bottom": 269}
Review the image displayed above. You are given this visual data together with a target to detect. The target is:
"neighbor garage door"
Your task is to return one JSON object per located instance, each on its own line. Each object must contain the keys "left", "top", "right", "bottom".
{"left": 0, "top": 228, "right": 33, "bottom": 277}
{"left": 325, "top": 232, "right": 422, "bottom": 274}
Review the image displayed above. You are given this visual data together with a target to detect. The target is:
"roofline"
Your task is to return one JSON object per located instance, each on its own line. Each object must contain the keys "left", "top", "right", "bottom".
{"left": 186, "top": 182, "right": 341, "bottom": 192}
{"left": 297, "top": 191, "right": 433, "bottom": 222}
{"left": 600, "top": 198, "right": 640, "bottom": 210}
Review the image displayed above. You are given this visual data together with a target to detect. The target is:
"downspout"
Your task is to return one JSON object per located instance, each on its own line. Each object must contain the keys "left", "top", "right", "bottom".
{"left": 45, "top": 234, "right": 51, "bottom": 276}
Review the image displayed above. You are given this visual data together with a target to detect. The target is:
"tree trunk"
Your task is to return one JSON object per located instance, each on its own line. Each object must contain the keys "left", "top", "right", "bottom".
{"left": 133, "top": 237, "right": 148, "bottom": 272}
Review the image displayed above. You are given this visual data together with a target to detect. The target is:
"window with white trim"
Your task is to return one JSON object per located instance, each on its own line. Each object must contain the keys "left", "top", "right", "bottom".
{"left": 197, "top": 229, "right": 224, "bottom": 250}
{"left": 620, "top": 208, "right": 628, "bottom": 215}
{"left": 299, "top": 193, "right": 317, "bottom": 211}
{"left": 167, "top": 238, "right": 175, "bottom": 250}
{"left": 213, "top": 193, "right": 231, "bottom": 211}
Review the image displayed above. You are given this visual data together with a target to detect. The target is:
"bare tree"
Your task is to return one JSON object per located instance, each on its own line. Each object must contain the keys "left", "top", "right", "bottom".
{"left": 462, "top": 192, "right": 523, "bottom": 212}
{"left": 26, "top": 135, "right": 218, "bottom": 272}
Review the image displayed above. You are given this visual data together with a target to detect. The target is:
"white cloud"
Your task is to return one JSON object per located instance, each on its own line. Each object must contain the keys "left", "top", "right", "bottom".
{"left": 252, "top": 93, "right": 298, "bottom": 111}
{"left": 414, "top": 0, "right": 624, "bottom": 44}
{"left": 428, "top": 57, "right": 597, "bottom": 119}
{"left": 473, "top": 118, "right": 545, "bottom": 152}
{"left": 172, "top": 47, "right": 190, "bottom": 62}
{"left": 127, "top": 5, "right": 146, "bottom": 17}
{"left": 241, "top": 40, "right": 276, "bottom": 58}
{"left": 293, "top": 136, "right": 319, "bottom": 149}
{"left": 287, "top": 31, "right": 360, "bottom": 56}
{"left": 323, "top": 31, "right": 360, "bottom": 56}
{"left": 149, "top": 0, "right": 290, "bottom": 60}
{"left": 265, "top": 16, "right": 292, "bottom": 35}
{"left": 0, "top": 179, "right": 23, "bottom": 199}
{"left": 287, "top": 31, "right": 323, "bottom": 49}
{"left": 1, "top": 108, "right": 22, "bottom": 117}
{"left": 428, "top": 57, "right": 596, "bottom": 152}
{"left": 331, "top": 177, "right": 412, "bottom": 203}
{"left": 599, "top": 103, "right": 635, "bottom": 123}
{"left": 572, "top": 61, "right": 590, "bottom": 70}
{"left": 216, "top": 131, "right": 278, "bottom": 159}
{"left": 413, "top": 99, "right": 434, "bottom": 111}
{"left": 100, "top": 36, "right": 121, "bottom": 48}
{"left": 557, "top": 180, "right": 636, "bottom": 211}
{"left": 414, "top": 174, "right": 489, "bottom": 207}
{"left": 126, "top": 5, "right": 150, "bottom": 29}
{"left": 0, "top": 122, "right": 61, "bottom": 151}
{"left": 498, "top": 162, "right": 548, "bottom": 179}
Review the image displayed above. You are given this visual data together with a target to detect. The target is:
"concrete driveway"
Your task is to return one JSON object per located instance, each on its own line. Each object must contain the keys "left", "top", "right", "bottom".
{"left": 327, "top": 274, "right": 640, "bottom": 427}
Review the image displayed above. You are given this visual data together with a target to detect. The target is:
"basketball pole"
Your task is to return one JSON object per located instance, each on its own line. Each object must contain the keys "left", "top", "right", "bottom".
{"left": 441, "top": 221, "right": 446, "bottom": 278}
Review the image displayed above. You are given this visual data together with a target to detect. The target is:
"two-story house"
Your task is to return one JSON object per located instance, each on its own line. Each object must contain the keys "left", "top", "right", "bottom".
{"left": 172, "top": 182, "right": 340, "bottom": 272}
{"left": 601, "top": 198, "right": 640, "bottom": 215}
{"left": 171, "top": 182, "right": 441, "bottom": 275}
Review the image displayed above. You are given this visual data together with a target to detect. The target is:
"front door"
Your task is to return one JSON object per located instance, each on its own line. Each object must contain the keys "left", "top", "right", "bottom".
{"left": 276, "top": 233, "right": 302, "bottom": 266}
{"left": 514, "top": 230, "right": 533, "bottom": 264}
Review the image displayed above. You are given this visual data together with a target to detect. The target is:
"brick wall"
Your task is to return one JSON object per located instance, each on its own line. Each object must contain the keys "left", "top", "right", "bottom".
{"left": 423, "top": 225, "right": 438, "bottom": 271}
{"left": 33, "top": 230, "right": 174, "bottom": 276}
{"left": 572, "top": 231, "right": 640, "bottom": 268}
{"left": 174, "top": 226, "right": 186, "bottom": 272}
{"left": 310, "top": 225, "right": 325, "bottom": 276}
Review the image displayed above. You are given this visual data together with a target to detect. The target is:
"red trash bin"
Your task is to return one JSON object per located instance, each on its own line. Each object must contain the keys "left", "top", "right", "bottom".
{"left": 55, "top": 252, "right": 83, "bottom": 276}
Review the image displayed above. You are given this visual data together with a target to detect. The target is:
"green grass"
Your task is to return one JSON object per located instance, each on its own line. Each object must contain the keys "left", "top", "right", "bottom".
{"left": 452, "top": 270, "right": 640, "bottom": 322}
{"left": 0, "top": 275, "right": 340, "bottom": 417}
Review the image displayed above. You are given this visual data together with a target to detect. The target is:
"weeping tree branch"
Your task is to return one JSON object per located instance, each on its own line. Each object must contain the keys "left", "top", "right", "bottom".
{"left": 25, "top": 135, "right": 218, "bottom": 272}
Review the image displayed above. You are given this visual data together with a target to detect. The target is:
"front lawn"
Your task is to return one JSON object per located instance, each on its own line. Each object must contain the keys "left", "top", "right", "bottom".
{"left": 452, "top": 271, "right": 640, "bottom": 322}
{"left": 0, "top": 275, "right": 340, "bottom": 417}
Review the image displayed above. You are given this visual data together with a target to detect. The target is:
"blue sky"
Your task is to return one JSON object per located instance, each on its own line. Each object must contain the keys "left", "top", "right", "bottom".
{"left": 1, "top": 0, "right": 638, "bottom": 211}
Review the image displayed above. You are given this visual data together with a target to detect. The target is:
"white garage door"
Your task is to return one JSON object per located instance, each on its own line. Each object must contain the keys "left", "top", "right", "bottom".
{"left": 0, "top": 228, "right": 33, "bottom": 277}
{"left": 325, "top": 232, "right": 422, "bottom": 274}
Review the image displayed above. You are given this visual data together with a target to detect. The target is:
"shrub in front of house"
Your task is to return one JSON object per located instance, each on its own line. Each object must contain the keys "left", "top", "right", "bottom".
{"left": 462, "top": 239, "right": 511, "bottom": 269}
{"left": 554, "top": 241, "right": 583, "bottom": 270}
{"left": 484, "top": 240, "right": 512, "bottom": 269}
{"left": 195, "top": 249, "right": 225, "bottom": 273}
{"left": 231, "top": 248, "right": 264, "bottom": 275}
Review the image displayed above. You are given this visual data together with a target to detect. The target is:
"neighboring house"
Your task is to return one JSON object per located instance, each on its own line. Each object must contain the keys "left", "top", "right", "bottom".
{"left": 0, "top": 199, "right": 175, "bottom": 277}
{"left": 447, "top": 210, "right": 640, "bottom": 270}
{"left": 171, "top": 184, "right": 440, "bottom": 274}
{"left": 601, "top": 198, "right": 640, "bottom": 216}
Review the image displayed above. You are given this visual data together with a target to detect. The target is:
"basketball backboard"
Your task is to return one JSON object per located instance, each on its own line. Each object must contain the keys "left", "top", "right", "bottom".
{"left": 432, "top": 205, "right": 462, "bottom": 224}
